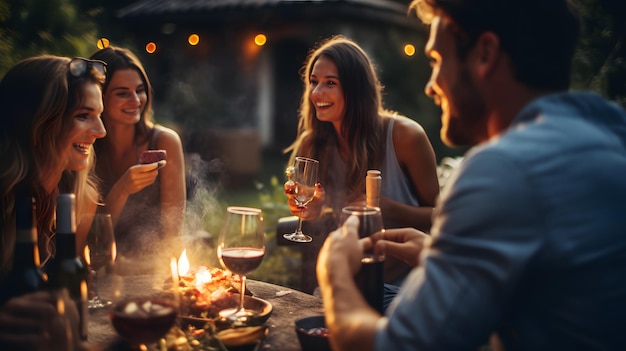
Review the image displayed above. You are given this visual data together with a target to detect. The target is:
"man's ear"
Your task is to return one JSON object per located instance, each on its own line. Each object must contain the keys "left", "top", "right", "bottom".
{"left": 472, "top": 32, "right": 501, "bottom": 78}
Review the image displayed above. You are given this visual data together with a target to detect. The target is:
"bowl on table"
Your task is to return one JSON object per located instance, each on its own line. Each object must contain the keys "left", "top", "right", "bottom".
{"left": 295, "top": 315, "right": 331, "bottom": 351}
{"left": 180, "top": 294, "right": 273, "bottom": 329}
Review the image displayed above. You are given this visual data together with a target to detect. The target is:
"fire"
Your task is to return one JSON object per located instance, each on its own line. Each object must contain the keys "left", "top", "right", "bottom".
{"left": 194, "top": 267, "right": 214, "bottom": 292}
{"left": 84, "top": 246, "right": 90, "bottom": 265}
{"left": 178, "top": 249, "right": 190, "bottom": 276}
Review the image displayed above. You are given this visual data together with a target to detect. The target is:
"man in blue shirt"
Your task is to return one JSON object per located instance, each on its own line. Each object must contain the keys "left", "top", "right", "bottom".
{"left": 316, "top": 0, "right": 626, "bottom": 350}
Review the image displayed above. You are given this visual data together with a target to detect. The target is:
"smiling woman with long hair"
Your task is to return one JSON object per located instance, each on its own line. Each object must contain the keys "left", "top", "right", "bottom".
{"left": 90, "top": 46, "right": 185, "bottom": 266}
{"left": 285, "top": 35, "right": 440, "bottom": 289}
{"left": 0, "top": 55, "right": 107, "bottom": 350}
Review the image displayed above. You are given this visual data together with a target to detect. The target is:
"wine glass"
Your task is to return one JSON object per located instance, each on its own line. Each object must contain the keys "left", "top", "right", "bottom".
{"left": 340, "top": 206, "right": 385, "bottom": 313}
{"left": 84, "top": 213, "right": 116, "bottom": 309}
{"left": 217, "top": 206, "right": 266, "bottom": 325}
{"left": 283, "top": 157, "right": 319, "bottom": 243}
{"left": 109, "top": 259, "right": 179, "bottom": 350}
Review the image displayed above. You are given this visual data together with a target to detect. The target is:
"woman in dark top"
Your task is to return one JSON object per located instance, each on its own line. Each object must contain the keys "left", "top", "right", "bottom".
{"left": 90, "top": 46, "right": 185, "bottom": 265}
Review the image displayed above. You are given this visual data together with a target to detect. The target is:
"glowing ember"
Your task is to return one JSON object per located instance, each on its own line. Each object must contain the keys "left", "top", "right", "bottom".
{"left": 170, "top": 248, "right": 241, "bottom": 318}
{"left": 194, "top": 266, "right": 213, "bottom": 292}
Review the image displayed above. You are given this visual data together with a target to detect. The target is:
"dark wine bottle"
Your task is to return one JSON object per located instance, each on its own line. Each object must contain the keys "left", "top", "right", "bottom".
{"left": 45, "top": 193, "right": 89, "bottom": 340}
{"left": 355, "top": 257, "right": 384, "bottom": 314}
{"left": 0, "top": 196, "right": 48, "bottom": 305}
{"left": 359, "top": 170, "right": 384, "bottom": 314}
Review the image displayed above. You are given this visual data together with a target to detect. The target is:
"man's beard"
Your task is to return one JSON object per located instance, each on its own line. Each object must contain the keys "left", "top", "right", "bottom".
{"left": 441, "top": 67, "right": 487, "bottom": 147}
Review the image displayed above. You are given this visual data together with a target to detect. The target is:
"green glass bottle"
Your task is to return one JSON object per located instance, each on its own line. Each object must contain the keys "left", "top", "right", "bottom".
{"left": 45, "top": 193, "right": 89, "bottom": 340}
{"left": 0, "top": 196, "right": 48, "bottom": 304}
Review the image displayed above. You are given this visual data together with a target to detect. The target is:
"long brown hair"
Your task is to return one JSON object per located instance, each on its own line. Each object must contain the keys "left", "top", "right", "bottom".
{"left": 0, "top": 55, "right": 104, "bottom": 276}
{"left": 285, "top": 35, "right": 388, "bottom": 204}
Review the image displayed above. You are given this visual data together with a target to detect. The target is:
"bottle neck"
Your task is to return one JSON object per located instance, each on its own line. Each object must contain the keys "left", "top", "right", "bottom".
{"left": 13, "top": 241, "right": 41, "bottom": 269}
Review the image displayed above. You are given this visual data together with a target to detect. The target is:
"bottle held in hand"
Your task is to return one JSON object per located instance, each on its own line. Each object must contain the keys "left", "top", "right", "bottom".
{"left": 341, "top": 205, "right": 385, "bottom": 314}
{"left": 0, "top": 196, "right": 48, "bottom": 304}
{"left": 45, "top": 193, "right": 89, "bottom": 340}
{"left": 366, "top": 170, "right": 382, "bottom": 208}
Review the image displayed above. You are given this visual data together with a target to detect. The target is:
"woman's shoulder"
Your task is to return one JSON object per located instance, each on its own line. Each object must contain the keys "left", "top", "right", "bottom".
{"left": 383, "top": 112, "right": 427, "bottom": 141}
{"left": 152, "top": 124, "right": 180, "bottom": 136}
{"left": 152, "top": 124, "right": 182, "bottom": 146}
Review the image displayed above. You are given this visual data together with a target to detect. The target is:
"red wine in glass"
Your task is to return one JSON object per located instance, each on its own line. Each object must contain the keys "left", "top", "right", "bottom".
{"left": 110, "top": 297, "right": 177, "bottom": 348}
{"left": 217, "top": 206, "right": 265, "bottom": 325}
{"left": 219, "top": 248, "right": 265, "bottom": 276}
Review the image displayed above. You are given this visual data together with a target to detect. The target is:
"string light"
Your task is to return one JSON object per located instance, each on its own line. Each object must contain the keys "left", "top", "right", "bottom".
{"left": 146, "top": 42, "right": 157, "bottom": 54}
{"left": 254, "top": 34, "right": 267, "bottom": 47}
{"left": 404, "top": 44, "right": 416, "bottom": 57}
{"left": 188, "top": 34, "right": 200, "bottom": 46}
{"left": 97, "top": 38, "right": 110, "bottom": 49}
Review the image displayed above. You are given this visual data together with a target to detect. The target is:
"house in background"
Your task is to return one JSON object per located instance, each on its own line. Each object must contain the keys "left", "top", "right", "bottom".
{"left": 115, "top": 0, "right": 442, "bottom": 184}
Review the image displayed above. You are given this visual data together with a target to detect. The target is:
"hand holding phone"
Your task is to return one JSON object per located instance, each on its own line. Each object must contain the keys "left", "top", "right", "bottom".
{"left": 139, "top": 150, "right": 167, "bottom": 164}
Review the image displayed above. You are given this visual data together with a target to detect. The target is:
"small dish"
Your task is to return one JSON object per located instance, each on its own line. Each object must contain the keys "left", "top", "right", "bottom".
{"left": 180, "top": 294, "right": 272, "bottom": 328}
{"left": 295, "top": 315, "right": 331, "bottom": 351}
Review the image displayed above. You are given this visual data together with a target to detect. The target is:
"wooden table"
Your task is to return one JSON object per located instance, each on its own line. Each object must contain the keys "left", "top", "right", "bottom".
{"left": 88, "top": 274, "right": 324, "bottom": 350}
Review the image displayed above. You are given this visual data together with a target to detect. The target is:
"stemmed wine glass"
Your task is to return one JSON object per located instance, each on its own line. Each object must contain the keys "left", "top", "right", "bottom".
{"left": 84, "top": 213, "right": 116, "bottom": 309}
{"left": 217, "top": 206, "right": 266, "bottom": 325}
{"left": 283, "top": 156, "right": 319, "bottom": 243}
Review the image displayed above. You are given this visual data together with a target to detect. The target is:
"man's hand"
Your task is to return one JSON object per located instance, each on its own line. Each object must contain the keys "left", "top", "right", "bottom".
{"left": 316, "top": 215, "right": 380, "bottom": 351}
{"left": 0, "top": 289, "right": 86, "bottom": 351}
{"left": 284, "top": 181, "right": 325, "bottom": 220}
{"left": 318, "top": 215, "right": 363, "bottom": 277}
{"left": 364, "top": 227, "right": 431, "bottom": 267}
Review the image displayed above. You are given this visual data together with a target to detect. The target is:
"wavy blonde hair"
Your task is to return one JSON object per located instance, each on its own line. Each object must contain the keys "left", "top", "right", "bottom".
{"left": 0, "top": 55, "right": 104, "bottom": 276}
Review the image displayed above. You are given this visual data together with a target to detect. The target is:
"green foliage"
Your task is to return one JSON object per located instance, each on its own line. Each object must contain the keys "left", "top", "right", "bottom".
{"left": 249, "top": 176, "right": 301, "bottom": 288}
{"left": 0, "top": 0, "right": 101, "bottom": 77}
{"left": 572, "top": 0, "right": 626, "bottom": 106}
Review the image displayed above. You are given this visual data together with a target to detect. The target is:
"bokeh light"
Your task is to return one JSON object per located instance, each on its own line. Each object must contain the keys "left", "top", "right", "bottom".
{"left": 404, "top": 44, "right": 416, "bottom": 56}
{"left": 97, "top": 38, "right": 110, "bottom": 50}
{"left": 146, "top": 42, "right": 157, "bottom": 54}
{"left": 188, "top": 34, "right": 200, "bottom": 46}
{"left": 254, "top": 34, "right": 267, "bottom": 47}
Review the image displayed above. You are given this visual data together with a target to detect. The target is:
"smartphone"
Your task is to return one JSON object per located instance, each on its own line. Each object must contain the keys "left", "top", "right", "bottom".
{"left": 139, "top": 150, "right": 167, "bottom": 164}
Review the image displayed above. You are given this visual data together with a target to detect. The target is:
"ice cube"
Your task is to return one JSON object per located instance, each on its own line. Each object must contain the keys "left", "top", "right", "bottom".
{"left": 142, "top": 300, "right": 152, "bottom": 313}
{"left": 124, "top": 302, "right": 138, "bottom": 314}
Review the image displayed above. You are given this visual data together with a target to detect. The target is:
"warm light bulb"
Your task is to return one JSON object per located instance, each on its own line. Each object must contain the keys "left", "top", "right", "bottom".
{"left": 146, "top": 42, "right": 157, "bottom": 54}
{"left": 254, "top": 34, "right": 267, "bottom": 46}
{"left": 97, "top": 38, "right": 110, "bottom": 50}
{"left": 404, "top": 44, "right": 416, "bottom": 56}
{"left": 188, "top": 34, "right": 200, "bottom": 46}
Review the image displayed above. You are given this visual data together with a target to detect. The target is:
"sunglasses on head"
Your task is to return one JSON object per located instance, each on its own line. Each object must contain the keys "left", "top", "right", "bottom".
{"left": 68, "top": 57, "right": 107, "bottom": 78}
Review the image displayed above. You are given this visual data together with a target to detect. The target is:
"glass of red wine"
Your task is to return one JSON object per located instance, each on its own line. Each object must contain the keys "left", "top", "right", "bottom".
{"left": 109, "top": 259, "right": 179, "bottom": 350}
{"left": 84, "top": 213, "right": 116, "bottom": 309}
{"left": 217, "top": 206, "right": 266, "bottom": 325}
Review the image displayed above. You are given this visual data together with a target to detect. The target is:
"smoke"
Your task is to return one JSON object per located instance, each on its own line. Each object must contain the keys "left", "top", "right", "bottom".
{"left": 181, "top": 152, "right": 225, "bottom": 268}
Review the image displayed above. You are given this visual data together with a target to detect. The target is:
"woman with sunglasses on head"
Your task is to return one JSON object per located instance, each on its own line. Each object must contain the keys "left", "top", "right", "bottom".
{"left": 89, "top": 46, "right": 185, "bottom": 268}
{"left": 0, "top": 55, "right": 107, "bottom": 350}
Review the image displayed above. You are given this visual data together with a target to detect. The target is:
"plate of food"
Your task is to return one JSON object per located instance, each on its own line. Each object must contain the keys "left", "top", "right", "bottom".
{"left": 180, "top": 293, "right": 273, "bottom": 329}
{"left": 164, "top": 266, "right": 272, "bottom": 328}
